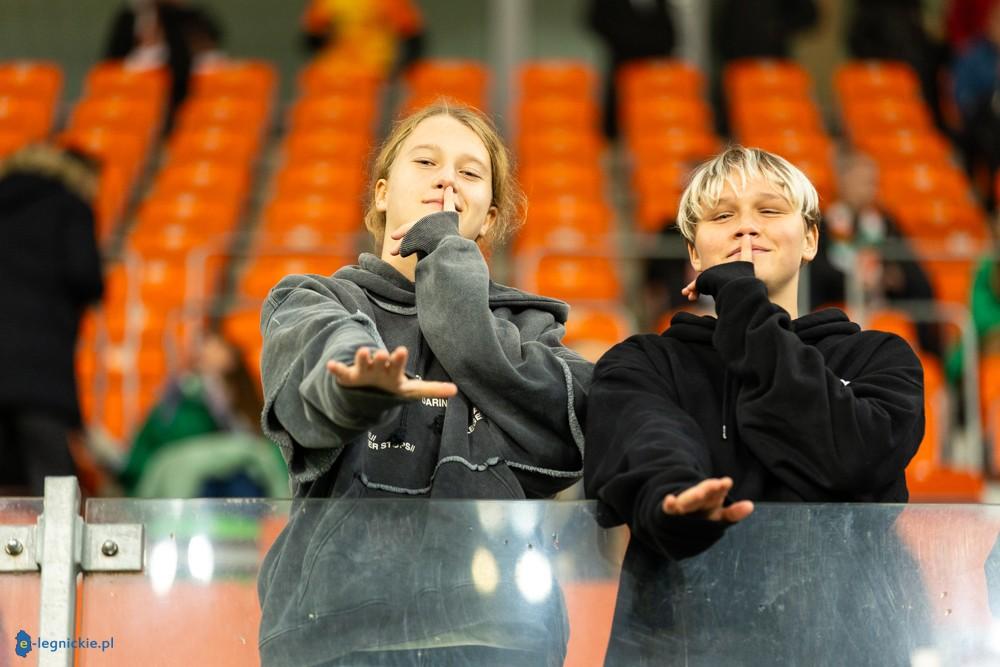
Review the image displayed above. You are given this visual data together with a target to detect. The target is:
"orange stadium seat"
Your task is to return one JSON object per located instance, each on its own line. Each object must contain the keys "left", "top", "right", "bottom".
{"left": 981, "top": 353, "right": 1000, "bottom": 474}
{"left": 790, "top": 157, "right": 837, "bottom": 202}
{"left": 0, "top": 95, "right": 53, "bottom": 140}
{"left": 168, "top": 128, "right": 260, "bottom": 164}
{"left": 742, "top": 131, "right": 834, "bottom": 162}
{"left": 563, "top": 306, "right": 633, "bottom": 346}
{"left": 618, "top": 59, "right": 704, "bottom": 99}
{"left": 273, "top": 161, "right": 367, "bottom": 200}
{"left": 128, "top": 220, "right": 233, "bottom": 254}
{"left": 238, "top": 253, "right": 354, "bottom": 300}
{"left": 405, "top": 60, "right": 489, "bottom": 98}
{"left": 69, "top": 96, "right": 162, "bottom": 136}
{"left": 881, "top": 163, "right": 970, "bottom": 203}
{"left": 190, "top": 60, "right": 277, "bottom": 99}
{"left": 0, "top": 129, "right": 31, "bottom": 157}
{"left": 261, "top": 195, "right": 364, "bottom": 239}
{"left": 905, "top": 352, "right": 984, "bottom": 502}
{"left": 84, "top": 62, "right": 169, "bottom": 105}
{"left": 854, "top": 130, "right": 953, "bottom": 164}
{"left": 402, "top": 90, "right": 487, "bottom": 115}
{"left": 527, "top": 254, "right": 622, "bottom": 302}
{"left": 632, "top": 161, "right": 688, "bottom": 198}
{"left": 152, "top": 161, "right": 251, "bottom": 201}
{"left": 282, "top": 129, "right": 370, "bottom": 163}
{"left": 287, "top": 95, "right": 377, "bottom": 134}
{"left": 519, "top": 163, "right": 605, "bottom": 199}
{"left": 634, "top": 190, "right": 683, "bottom": 233}
{"left": 174, "top": 96, "right": 271, "bottom": 133}
{"left": 622, "top": 97, "right": 713, "bottom": 136}
{"left": 136, "top": 194, "right": 241, "bottom": 234}
{"left": 868, "top": 309, "right": 920, "bottom": 349}
{"left": 518, "top": 130, "right": 604, "bottom": 164}
{"left": 517, "top": 97, "right": 600, "bottom": 134}
{"left": 0, "top": 60, "right": 62, "bottom": 106}
{"left": 516, "top": 199, "right": 613, "bottom": 253}
{"left": 835, "top": 61, "right": 922, "bottom": 102}
{"left": 220, "top": 309, "right": 265, "bottom": 381}
{"left": 731, "top": 98, "right": 825, "bottom": 137}
{"left": 298, "top": 59, "right": 383, "bottom": 97}
{"left": 562, "top": 306, "right": 634, "bottom": 363}
{"left": 518, "top": 61, "right": 596, "bottom": 99}
{"left": 60, "top": 127, "right": 147, "bottom": 181}
{"left": 890, "top": 198, "right": 988, "bottom": 238}
{"left": 724, "top": 59, "right": 812, "bottom": 98}
{"left": 629, "top": 128, "right": 720, "bottom": 164}
{"left": 841, "top": 98, "right": 933, "bottom": 135}
{"left": 94, "top": 163, "right": 130, "bottom": 235}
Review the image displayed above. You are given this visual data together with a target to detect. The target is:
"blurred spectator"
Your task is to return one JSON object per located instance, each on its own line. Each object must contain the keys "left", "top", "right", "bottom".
{"left": 0, "top": 144, "right": 104, "bottom": 495}
{"left": 945, "top": 217, "right": 1000, "bottom": 382}
{"left": 183, "top": 6, "right": 228, "bottom": 73}
{"left": 587, "top": 0, "right": 677, "bottom": 139}
{"left": 713, "top": 0, "right": 818, "bottom": 61}
{"left": 119, "top": 331, "right": 285, "bottom": 497}
{"left": 947, "top": 0, "right": 999, "bottom": 51}
{"left": 709, "top": 0, "right": 818, "bottom": 134}
{"left": 848, "top": 0, "right": 949, "bottom": 130}
{"left": 809, "top": 153, "right": 942, "bottom": 356}
{"left": 953, "top": 0, "right": 1000, "bottom": 207}
{"left": 104, "top": 0, "right": 214, "bottom": 122}
{"left": 301, "top": 0, "right": 425, "bottom": 78}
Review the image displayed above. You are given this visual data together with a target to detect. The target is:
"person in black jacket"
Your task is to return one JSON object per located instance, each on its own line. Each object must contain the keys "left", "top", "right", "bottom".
{"left": 0, "top": 144, "right": 105, "bottom": 496}
{"left": 584, "top": 146, "right": 927, "bottom": 664}
{"left": 587, "top": 145, "right": 924, "bottom": 549}
{"left": 587, "top": 0, "right": 677, "bottom": 139}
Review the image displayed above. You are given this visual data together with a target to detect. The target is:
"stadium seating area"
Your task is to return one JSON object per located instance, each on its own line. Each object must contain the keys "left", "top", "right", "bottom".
{"left": 0, "top": 51, "right": 996, "bottom": 501}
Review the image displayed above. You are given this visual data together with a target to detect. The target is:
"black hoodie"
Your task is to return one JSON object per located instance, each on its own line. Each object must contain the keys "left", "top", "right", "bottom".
{"left": 584, "top": 262, "right": 925, "bottom": 560}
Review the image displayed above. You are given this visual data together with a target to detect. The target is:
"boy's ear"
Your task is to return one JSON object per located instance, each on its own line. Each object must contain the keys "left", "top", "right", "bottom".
{"left": 801, "top": 223, "right": 819, "bottom": 263}
{"left": 687, "top": 240, "right": 703, "bottom": 272}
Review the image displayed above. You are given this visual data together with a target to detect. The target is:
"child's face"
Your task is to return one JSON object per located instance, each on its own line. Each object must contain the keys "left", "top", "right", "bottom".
{"left": 688, "top": 176, "right": 818, "bottom": 297}
{"left": 375, "top": 114, "right": 497, "bottom": 253}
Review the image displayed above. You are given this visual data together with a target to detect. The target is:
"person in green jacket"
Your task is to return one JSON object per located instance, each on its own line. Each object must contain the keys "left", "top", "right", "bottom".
{"left": 120, "top": 331, "right": 284, "bottom": 495}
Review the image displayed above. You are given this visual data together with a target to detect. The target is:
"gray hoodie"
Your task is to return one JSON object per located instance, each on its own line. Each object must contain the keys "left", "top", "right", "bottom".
{"left": 257, "top": 212, "right": 592, "bottom": 664}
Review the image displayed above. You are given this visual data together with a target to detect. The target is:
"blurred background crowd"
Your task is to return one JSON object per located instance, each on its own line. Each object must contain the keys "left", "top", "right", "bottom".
{"left": 0, "top": 0, "right": 997, "bottom": 503}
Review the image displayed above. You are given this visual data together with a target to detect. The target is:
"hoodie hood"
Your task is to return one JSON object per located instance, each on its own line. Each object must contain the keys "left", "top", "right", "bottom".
{"left": 334, "top": 253, "right": 572, "bottom": 323}
{"left": 665, "top": 307, "right": 859, "bottom": 345}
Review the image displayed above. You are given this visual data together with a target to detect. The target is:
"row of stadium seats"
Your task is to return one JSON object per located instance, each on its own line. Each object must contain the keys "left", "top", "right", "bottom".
{"left": 1, "top": 56, "right": 993, "bottom": 499}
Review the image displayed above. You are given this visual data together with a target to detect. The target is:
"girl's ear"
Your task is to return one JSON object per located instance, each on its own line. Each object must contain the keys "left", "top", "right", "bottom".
{"left": 374, "top": 178, "right": 388, "bottom": 213}
{"left": 479, "top": 205, "right": 498, "bottom": 239}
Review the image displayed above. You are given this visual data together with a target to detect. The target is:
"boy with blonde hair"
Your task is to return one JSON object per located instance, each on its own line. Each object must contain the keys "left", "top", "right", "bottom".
{"left": 585, "top": 146, "right": 925, "bottom": 559}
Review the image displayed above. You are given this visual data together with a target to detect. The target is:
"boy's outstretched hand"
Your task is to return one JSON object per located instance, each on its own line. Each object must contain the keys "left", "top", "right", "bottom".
{"left": 662, "top": 476, "right": 755, "bottom": 523}
{"left": 327, "top": 346, "right": 457, "bottom": 399}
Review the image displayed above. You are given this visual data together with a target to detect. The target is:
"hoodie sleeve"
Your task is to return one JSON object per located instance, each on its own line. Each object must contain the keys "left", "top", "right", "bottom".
{"left": 697, "top": 262, "right": 924, "bottom": 500}
{"left": 400, "top": 212, "right": 591, "bottom": 493}
{"left": 260, "top": 274, "right": 410, "bottom": 487}
{"left": 584, "top": 336, "right": 730, "bottom": 559}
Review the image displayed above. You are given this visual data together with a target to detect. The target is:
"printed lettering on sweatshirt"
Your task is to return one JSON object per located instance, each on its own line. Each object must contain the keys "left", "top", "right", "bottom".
{"left": 367, "top": 431, "right": 415, "bottom": 453}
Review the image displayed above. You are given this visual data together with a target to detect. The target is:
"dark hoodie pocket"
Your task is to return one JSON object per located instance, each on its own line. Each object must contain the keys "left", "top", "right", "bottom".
{"left": 293, "top": 477, "right": 367, "bottom": 611}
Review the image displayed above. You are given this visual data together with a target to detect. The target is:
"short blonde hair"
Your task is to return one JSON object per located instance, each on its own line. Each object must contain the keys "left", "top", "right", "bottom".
{"left": 364, "top": 101, "right": 526, "bottom": 251}
{"left": 676, "top": 145, "right": 820, "bottom": 244}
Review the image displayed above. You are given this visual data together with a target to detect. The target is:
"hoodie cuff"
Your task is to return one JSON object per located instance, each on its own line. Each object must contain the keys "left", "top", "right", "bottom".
{"left": 399, "top": 211, "right": 460, "bottom": 259}
{"left": 695, "top": 261, "right": 756, "bottom": 298}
